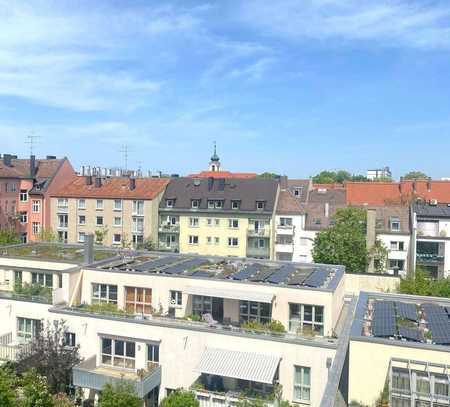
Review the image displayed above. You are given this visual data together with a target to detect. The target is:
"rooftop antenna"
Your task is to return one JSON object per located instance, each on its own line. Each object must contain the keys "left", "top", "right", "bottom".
{"left": 119, "top": 144, "right": 131, "bottom": 172}
{"left": 26, "top": 132, "right": 40, "bottom": 156}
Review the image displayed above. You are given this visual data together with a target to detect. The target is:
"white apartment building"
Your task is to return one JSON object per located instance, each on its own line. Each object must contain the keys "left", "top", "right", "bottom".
{"left": 0, "top": 241, "right": 350, "bottom": 407}
{"left": 367, "top": 166, "right": 392, "bottom": 181}
{"left": 411, "top": 202, "right": 450, "bottom": 279}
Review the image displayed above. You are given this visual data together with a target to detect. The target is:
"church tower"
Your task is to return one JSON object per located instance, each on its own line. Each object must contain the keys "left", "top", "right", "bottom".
{"left": 208, "top": 142, "right": 221, "bottom": 172}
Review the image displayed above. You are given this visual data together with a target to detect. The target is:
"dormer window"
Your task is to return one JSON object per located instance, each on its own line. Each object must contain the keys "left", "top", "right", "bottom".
{"left": 256, "top": 201, "right": 265, "bottom": 210}
{"left": 215, "top": 200, "right": 223, "bottom": 209}
{"left": 231, "top": 200, "right": 240, "bottom": 210}
{"left": 390, "top": 217, "right": 400, "bottom": 232}
{"left": 166, "top": 199, "right": 174, "bottom": 208}
{"left": 191, "top": 199, "right": 200, "bottom": 209}
{"left": 208, "top": 200, "right": 215, "bottom": 209}
{"left": 294, "top": 187, "right": 303, "bottom": 197}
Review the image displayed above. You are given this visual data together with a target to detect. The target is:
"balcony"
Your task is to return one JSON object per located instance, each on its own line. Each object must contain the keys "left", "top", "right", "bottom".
{"left": 247, "top": 228, "right": 270, "bottom": 238}
{"left": 275, "top": 241, "right": 293, "bottom": 253}
{"left": 73, "top": 356, "right": 161, "bottom": 398}
{"left": 246, "top": 246, "right": 270, "bottom": 259}
{"left": 56, "top": 206, "right": 68, "bottom": 213}
{"left": 57, "top": 223, "right": 68, "bottom": 229}
{"left": 0, "top": 332, "right": 31, "bottom": 362}
{"left": 0, "top": 289, "right": 53, "bottom": 304}
{"left": 193, "top": 389, "right": 275, "bottom": 407}
{"left": 416, "top": 253, "right": 445, "bottom": 263}
{"left": 159, "top": 224, "right": 180, "bottom": 233}
{"left": 276, "top": 224, "right": 294, "bottom": 235}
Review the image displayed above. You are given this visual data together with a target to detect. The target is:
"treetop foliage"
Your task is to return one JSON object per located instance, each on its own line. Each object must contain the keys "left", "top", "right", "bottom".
{"left": 160, "top": 389, "right": 200, "bottom": 407}
{"left": 399, "top": 269, "right": 450, "bottom": 298}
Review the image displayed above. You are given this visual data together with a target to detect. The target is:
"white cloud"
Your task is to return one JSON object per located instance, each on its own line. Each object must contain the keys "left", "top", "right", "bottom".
{"left": 238, "top": 0, "right": 450, "bottom": 49}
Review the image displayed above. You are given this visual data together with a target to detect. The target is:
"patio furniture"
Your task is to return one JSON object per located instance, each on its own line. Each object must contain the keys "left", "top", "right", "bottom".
{"left": 202, "top": 313, "right": 218, "bottom": 327}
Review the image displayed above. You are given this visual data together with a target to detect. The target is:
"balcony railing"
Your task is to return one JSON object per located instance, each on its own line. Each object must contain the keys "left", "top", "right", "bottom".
{"left": 54, "top": 306, "right": 337, "bottom": 347}
{"left": 0, "top": 332, "right": 32, "bottom": 362}
{"left": 276, "top": 224, "right": 294, "bottom": 235}
{"left": 193, "top": 389, "right": 275, "bottom": 407}
{"left": 0, "top": 290, "right": 52, "bottom": 304}
{"left": 247, "top": 228, "right": 270, "bottom": 238}
{"left": 416, "top": 253, "right": 445, "bottom": 263}
{"left": 274, "top": 242, "right": 294, "bottom": 253}
{"left": 73, "top": 356, "right": 161, "bottom": 398}
{"left": 159, "top": 224, "right": 180, "bottom": 233}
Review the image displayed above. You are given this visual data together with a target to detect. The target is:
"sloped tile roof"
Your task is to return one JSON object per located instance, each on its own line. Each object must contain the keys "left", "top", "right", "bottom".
{"left": 187, "top": 171, "right": 257, "bottom": 179}
{"left": 276, "top": 190, "right": 304, "bottom": 215}
{"left": 0, "top": 158, "right": 64, "bottom": 179}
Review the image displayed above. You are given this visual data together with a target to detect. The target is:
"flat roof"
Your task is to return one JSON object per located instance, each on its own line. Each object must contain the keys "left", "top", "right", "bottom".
{"left": 351, "top": 292, "right": 450, "bottom": 350}
{"left": 0, "top": 243, "right": 116, "bottom": 264}
{"left": 95, "top": 253, "right": 344, "bottom": 292}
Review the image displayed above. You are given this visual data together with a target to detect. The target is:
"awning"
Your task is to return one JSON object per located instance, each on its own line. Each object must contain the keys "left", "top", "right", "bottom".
{"left": 195, "top": 348, "right": 280, "bottom": 384}
{"left": 185, "top": 286, "right": 274, "bottom": 303}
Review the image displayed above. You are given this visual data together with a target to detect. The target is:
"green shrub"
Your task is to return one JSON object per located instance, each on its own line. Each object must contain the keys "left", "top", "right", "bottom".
{"left": 81, "top": 302, "right": 132, "bottom": 316}
{"left": 266, "top": 320, "right": 285, "bottom": 333}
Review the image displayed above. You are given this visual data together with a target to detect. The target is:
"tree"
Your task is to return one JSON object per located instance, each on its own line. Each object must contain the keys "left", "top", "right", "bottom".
{"left": 370, "top": 240, "right": 389, "bottom": 274}
{"left": 142, "top": 237, "right": 156, "bottom": 251}
{"left": 312, "top": 170, "right": 368, "bottom": 184}
{"left": 399, "top": 269, "right": 450, "bottom": 298}
{"left": 160, "top": 389, "right": 200, "bottom": 407}
{"left": 95, "top": 227, "right": 108, "bottom": 245}
{"left": 98, "top": 382, "right": 141, "bottom": 407}
{"left": 312, "top": 207, "right": 368, "bottom": 273}
{"left": 0, "top": 229, "right": 20, "bottom": 246}
{"left": 257, "top": 172, "right": 279, "bottom": 179}
{"left": 53, "top": 393, "right": 76, "bottom": 407}
{"left": 0, "top": 366, "right": 17, "bottom": 407}
{"left": 403, "top": 171, "right": 428, "bottom": 180}
{"left": 20, "top": 369, "right": 54, "bottom": 407}
{"left": 16, "top": 320, "right": 81, "bottom": 394}
{"left": 37, "top": 228, "right": 56, "bottom": 242}
{"left": 312, "top": 170, "right": 337, "bottom": 184}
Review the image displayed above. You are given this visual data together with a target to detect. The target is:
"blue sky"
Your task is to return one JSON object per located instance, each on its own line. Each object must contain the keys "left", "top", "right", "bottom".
{"left": 1, "top": 0, "right": 450, "bottom": 179}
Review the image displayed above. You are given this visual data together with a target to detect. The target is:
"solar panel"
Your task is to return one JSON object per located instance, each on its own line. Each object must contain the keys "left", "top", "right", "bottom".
{"left": 249, "top": 268, "right": 275, "bottom": 282}
{"left": 265, "top": 265, "right": 295, "bottom": 284}
{"left": 163, "top": 258, "right": 208, "bottom": 275}
{"left": 190, "top": 270, "right": 211, "bottom": 278}
{"left": 287, "top": 271, "right": 312, "bottom": 286}
{"left": 231, "top": 264, "right": 261, "bottom": 281}
{"left": 395, "top": 302, "right": 418, "bottom": 321}
{"left": 303, "top": 269, "right": 329, "bottom": 288}
{"left": 428, "top": 320, "right": 450, "bottom": 345}
{"left": 372, "top": 301, "right": 396, "bottom": 338}
{"left": 134, "top": 256, "right": 179, "bottom": 272}
{"left": 398, "top": 326, "right": 422, "bottom": 342}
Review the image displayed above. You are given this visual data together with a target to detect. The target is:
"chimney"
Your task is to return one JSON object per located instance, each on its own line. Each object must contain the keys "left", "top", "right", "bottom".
{"left": 95, "top": 177, "right": 102, "bottom": 188}
{"left": 3, "top": 154, "right": 12, "bottom": 167}
{"left": 30, "top": 155, "right": 36, "bottom": 177}
{"left": 366, "top": 208, "right": 377, "bottom": 273}
{"left": 208, "top": 177, "right": 214, "bottom": 191}
{"left": 85, "top": 175, "right": 93, "bottom": 185}
{"left": 412, "top": 181, "right": 416, "bottom": 193}
{"left": 129, "top": 177, "right": 136, "bottom": 190}
{"left": 84, "top": 234, "right": 94, "bottom": 265}
{"left": 324, "top": 202, "right": 330, "bottom": 218}
{"left": 427, "top": 179, "right": 432, "bottom": 192}
{"left": 46, "top": 155, "right": 56, "bottom": 160}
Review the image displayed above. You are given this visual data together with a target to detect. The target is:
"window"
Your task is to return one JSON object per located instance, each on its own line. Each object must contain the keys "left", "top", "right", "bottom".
{"left": 31, "top": 272, "right": 53, "bottom": 288}
{"left": 166, "top": 199, "right": 174, "bottom": 208}
{"left": 64, "top": 332, "right": 76, "bottom": 347}
{"left": 239, "top": 301, "right": 271, "bottom": 324}
{"left": 78, "top": 232, "right": 86, "bottom": 243}
{"left": 78, "top": 215, "right": 86, "bottom": 225}
{"left": 14, "top": 271, "right": 22, "bottom": 285}
{"left": 214, "top": 237, "right": 220, "bottom": 245}
{"left": 207, "top": 236, "right": 212, "bottom": 244}
{"left": 58, "top": 230, "right": 68, "bottom": 244}
{"left": 191, "top": 199, "right": 200, "bottom": 208}
{"left": 389, "top": 259, "right": 405, "bottom": 271}
{"left": 390, "top": 217, "right": 401, "bottom": 231}
{"left": 101, "top": 338, "right": 135, "bottom": 369}
{"left": 58, "top": 214, "right": 68, "bottom": 228}
{"left": 96, "top": 199, "right": 103, "bottom": 210}
{"left": 193, "top": 295, "right": 212, "bottom": 316}
{"left": 17, "top": 317, "right": 41, "bottom": 340}
{"left": 215, "top": 218, "right": 220, "bottom": 226}
{"left": 114, "top": 216, "right": 122, "bottom": 227}
{"left": 208, "top": 200, "right": 215, "bottom": 209}
{"left": 294, "top": 366, "right": 311, "bottom": 403}
{"left": 188, "top": 235, "right": 199, "bottom": 245}
{"left": 32, "top": 222, "right": 41, "bottom": 235}
{"left": 114, "top": 199, "right": 122, "bottom": 211}
{"left": 57, "top": 198, "right": 68, "bottom": 208}
{"left": 289, "top": 304, "right": 324, "bottom": 335}
{"left": 256, "top": 201, "right": 265, "bottom": 210}
{"left": 113, "top": 234, "right": 121, "bottom": 244}
{"left": 189, "top": 217, "right": 199, "bottom": 227}
{"left": 96, "top": 216, "right": 103, "bottom": 226}
{"left": 20, "top": 189, "right": 28, "bottom": 202}
{"left": 231, "top": 200, "right": 240, "bottom": 210}
{"left": 228, "top": 237, "right": 239, "bottom": 247}
{"left": 133, "top": 217, "right": 144, "bottom": 233}
{"left": 434, "top": 374, "right": 449, "bottom": 397}
{"left": 20, "top": 233, "right": 27, "bottom": 243}
{"left": 228, "top": 219, "right": 239, "bottom": 228}
{"left": 7, "top": 183, "right": 16, "bottom": 192}
{"left": 392, "top": 368, "right": 410, "bottom": 392}
{"left": 165, "top": 234, "right": 176, "bottom": 248}
{"left": 133, "top": 234, "right": 144, "bottom": 246}
{"left": 125, "top": 287, "right": 152, "bottom": 315}
{"left": 390, "top": 241, "right": 405, "bottom": 251}
{"left": 92, "top": 284, "right": 118, "bottom": 304}
{"left": 78, "top": 199, "right": 86, "bottom": 210}
{"left": 133, "top": 200, "right": 144, "bottom": 215}
{"left": 170, "top": 290, "right": 182, "bottom": 306}
{"left": 207, "top": 218, "right": 213, "bottom": 226}
{"left": 294, "top": 187, "right": 303, "bottom": 197}
{"left": 32, "top": 200, "right": 40, "bottom": 213}
{"left": 416, "top": 373, "right": 430, "bottom": 394}
{"left": 255, "top": 238, "right": 265, "bottom": 248}
{"left": 147, "top": 344, "right": 159, "bottom": 366}
{"left": 19, "top": 212, "right": 27, "bottom": 224}
{"left": 280, "top": 217, "right": 293, "bottom": 226}
{"left": 215, "top": 200, "right": 223, "bottom": 208}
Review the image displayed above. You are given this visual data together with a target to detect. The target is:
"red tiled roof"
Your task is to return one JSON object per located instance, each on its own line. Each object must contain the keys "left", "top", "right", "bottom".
{"left": 276, "top": 190, "right": 304, "bottom": 214}
{"left": 0, "top": 158, "right": 63, "bottom": 179}
{"left": 346, "top": 180, "right": 450, "bottom": 205}
{"left": 187, "top": 171, "right": 257, "bottom": 179}
{"left": 51, "top": 176, "right": 169, "bottom": 199}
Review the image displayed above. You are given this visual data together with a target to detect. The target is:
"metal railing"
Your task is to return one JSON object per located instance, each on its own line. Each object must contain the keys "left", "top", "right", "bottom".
{"left": 194, "top": 389, "right": 275, "bottom": 407}
{"left": 0, "top": 290, "right": 52, "bottom": 304}
{"left": 159, "top": 224, "right": 180, "bottom": 233}
{"left": 416, "top": 253, "right": 445, "bottom": 262}
{"left": 247, "top": 228, "right": 270, "bottom": 237}
{"left": 0, "top": 333, "right": 32, "bottom": 362}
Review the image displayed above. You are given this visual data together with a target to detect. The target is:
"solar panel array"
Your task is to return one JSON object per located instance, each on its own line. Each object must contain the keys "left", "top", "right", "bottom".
{"left": 398, "top": 326, "right": 422, "bottom": 342}
{"left": 395, "top": 302, "right": 418, "bottom": 321}
{"left": 423, "top": 304, "right": 450, "bottom": 345}
{"left": 163, "top": 258, "right": 209, "bottom": 275}
{"left": 303, "top": 269, "right": 329, "bottom": 288}
{"left": 372, "top": 301, "right": 396, "bottom": 338}
{"left": 133, "top": 256, "right": 179, "bottom": 272}
{"left": 231, "top": 264, "right": 261, "bottom": 281}
{"left": 266, "top": 265, "right": 295, "bottom": 284}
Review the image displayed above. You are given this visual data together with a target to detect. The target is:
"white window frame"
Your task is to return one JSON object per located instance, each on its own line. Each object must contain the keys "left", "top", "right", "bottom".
{"left": 78, "top": 199, "right": 86, "bottom": 210}
{"left": 101, "top": 337, "right": 135, "bottom": 370}
{"left": 114, "top": 216, "right": 122, "bottom": 227}
{"left": 96, "top": 199, "right": 103, "bottom": 210}
{"left": 214, "top": 237, "right": 220, "bottom": 245}
{"left": 390, "top": 217, "right": 401, "bottom": 232}
{"left": 32, "top": 200, "right": 40, "bottom": 213}
{"left": 96, "top": 216, "right": 103, "bottom": 226}
{"left": 228, "top": 219, "right": 239, "bottom": 229}
{"left": 228, "top": 237, "right": 239, "bottom": 247}
{"left": 114, "top": 199, "right": 122, "bottom": 211}
{"left": 78, "top": 215, "right": 86, "bottom": 225}
{"left": 214, "top": 218, "right": 220, "bottom": 226}
{"left": 20, "top": 189, "right": 28, "bottom": 202}
{"left": 57, "top": 198, "right": 68, "bottom": 208}
{"left": 170, "top": 290, "right": 182, "bottom": 306}
{"left": 293, "top": 366, "right": 311, "bottom": 403}
{"left": 17, "top": 317, "right": 40, "bottom": 340}
{"left": 166, "top": 199, "right": 174, "bottom": 208}
{"left": 256, "top": 201, "right": 265, "bottom": 210}
{"left": 189, "top": 217, "right": 199, "bottom": 227}
{"left": 32, "top": 222, "right": 41, "bottom": 235}
{"left": 78, "top": 232, "right": 86, "bottom": 243}
{"left": 289, "top": 303, "right": 324, "bottom": 335}
{"left": 132, "top": 200, "right": 144, "bottom": 216}
{"left": 19, "top": 211, "right": 27, "bottom": 224}
{"left": 188, "top": 235, "right": 199, "bottom": 245}
{"left": 231, "top": 200, "right": 240, "bottom": 210}
{"left": 113, "top": 234, "right": 121, "bottom": 244}
{"left": 92, "top": 283, "right": 118, "bottom": 304}
{"left": 191, "top": 199, "right": 200, "bottom": 209}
